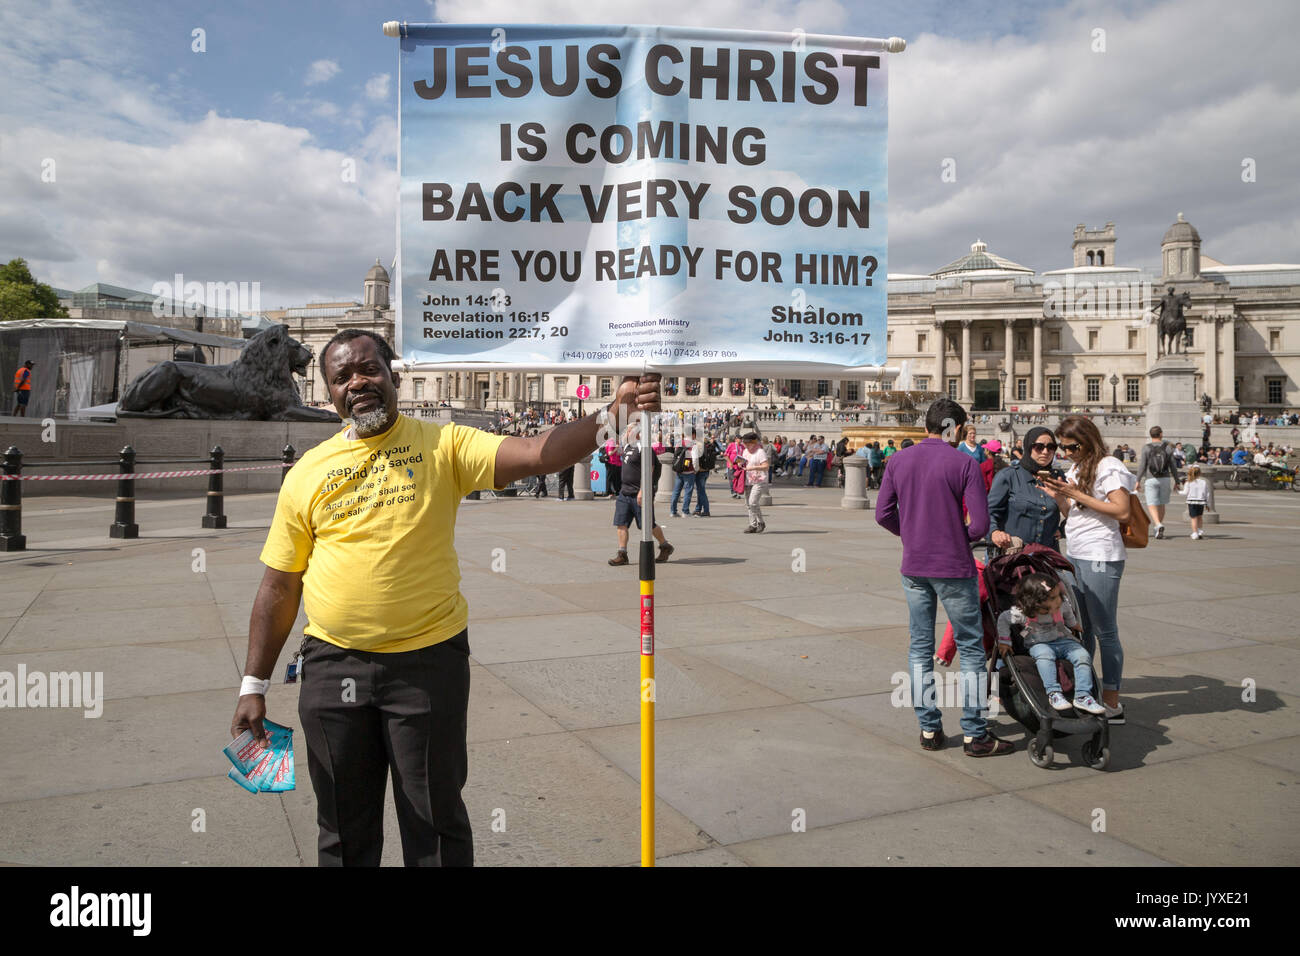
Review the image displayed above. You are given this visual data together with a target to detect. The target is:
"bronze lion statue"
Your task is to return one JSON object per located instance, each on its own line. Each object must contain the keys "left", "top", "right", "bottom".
{"left": 118, "top": 324, "right": 341, "bottom": 421}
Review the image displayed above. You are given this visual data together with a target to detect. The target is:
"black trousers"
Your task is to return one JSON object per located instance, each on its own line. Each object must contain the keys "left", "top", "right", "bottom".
{"left": 298, "top": 630, "right": 473, "bottom": 866}
{"left": 558, "top": 467, "right": 575, "bottom": 499}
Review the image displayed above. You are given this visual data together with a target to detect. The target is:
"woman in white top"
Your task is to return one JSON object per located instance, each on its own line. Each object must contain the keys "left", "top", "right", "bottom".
{"left": 1038, "top": 415, "right": 1136, "bottom": 724}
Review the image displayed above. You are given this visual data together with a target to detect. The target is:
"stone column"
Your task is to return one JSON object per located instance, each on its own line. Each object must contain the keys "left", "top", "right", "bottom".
{"left": 1204, "top": 314, "right": 1220, "bottom": 404}
{"left": 1221, "top": 312, "right": 1237, "bottom": 404}
{"left": 1003, "top": 318, "right": 1015, "bottom": 408}
{"left": 841, "top": 456, "right": 869, "bottom": 509}
{"left": 933, "top": 318, "right": 945, "bottom": 392}
{"left": 960, "top": 319, "right": 973, "bottom": 405}
{"left": 1031, "top": 319, "right": 1044, "bottom": 402}
{"left": 573, "top": 453, "right": 594, "bottom": 500}
{"left": 654, "top": 451, "right": 676, "bottom": 504}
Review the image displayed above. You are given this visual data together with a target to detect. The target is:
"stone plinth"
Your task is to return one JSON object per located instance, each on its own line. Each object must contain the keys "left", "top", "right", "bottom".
{"left": 1145, "top": 355, "right": 1203, "bottom": 441}
{"left": 654, "top": 451, "right": 675, "bottom": 504}
{"left": 573, "top": 454, "right": 594, "bottom": 500}
{"left": 841, "top": 456, "right": 870, "bottom": 509}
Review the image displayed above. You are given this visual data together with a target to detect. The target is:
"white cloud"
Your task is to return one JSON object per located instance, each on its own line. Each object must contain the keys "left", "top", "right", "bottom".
{"left": 304, "top": 58, "right": 341, "bottom": 86}
{"left": 365, "top": 73, "right": 391, "bottom": 101}
{"left": 886, "top": 0, "right": 1300, "bottom": 274}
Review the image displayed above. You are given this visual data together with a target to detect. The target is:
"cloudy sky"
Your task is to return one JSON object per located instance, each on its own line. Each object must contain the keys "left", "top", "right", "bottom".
{"left": 1, "top": 0, "right": 1296, "bottom": 312}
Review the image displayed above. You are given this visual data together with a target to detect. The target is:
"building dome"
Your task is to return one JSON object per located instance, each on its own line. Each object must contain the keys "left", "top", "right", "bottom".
{"left": 1162, "top": 212, "right": 1200, "bottom": 245}
{"left": 931, "top": 238, "right": 1034, "bottom": 278}
{"left": 366, "top": 258, "right": 390, "bottom": 282}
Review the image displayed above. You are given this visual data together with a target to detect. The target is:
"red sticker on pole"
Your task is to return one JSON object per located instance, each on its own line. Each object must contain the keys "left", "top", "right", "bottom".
{"left": 576, "top": 384, "right": 591, "bottom": 400}
{"left": 640, "top": 595, "right": 654, "bottom": 656}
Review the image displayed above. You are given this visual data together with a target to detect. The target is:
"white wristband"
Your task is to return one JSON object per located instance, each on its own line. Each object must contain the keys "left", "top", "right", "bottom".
{"left": 240, "top": 675, "right": 271, "bottom": 697}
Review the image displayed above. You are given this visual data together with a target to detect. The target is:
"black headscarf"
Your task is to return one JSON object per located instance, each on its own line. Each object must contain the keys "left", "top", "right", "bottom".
{"left": 1020, "top": 426, "right": 1055, "bottom": 474}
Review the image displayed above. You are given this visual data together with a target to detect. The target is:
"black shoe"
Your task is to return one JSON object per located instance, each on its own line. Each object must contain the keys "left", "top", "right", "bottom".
{"left": 756, "top": 522, "right": 766, "bottom": 533}
{"left": 964, "top": 732, "right": 1014, "bottom": 757}
{"left": 920, "top": 730, "right": 946, "bottom": 751}
{"left": 743, "top": 525, "right": 757, "bottom": 533}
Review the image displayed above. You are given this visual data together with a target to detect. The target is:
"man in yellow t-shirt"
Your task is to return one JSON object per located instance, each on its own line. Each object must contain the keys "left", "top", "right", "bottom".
{"left": 229, "top": 329, "right": 661, "bottom": 866}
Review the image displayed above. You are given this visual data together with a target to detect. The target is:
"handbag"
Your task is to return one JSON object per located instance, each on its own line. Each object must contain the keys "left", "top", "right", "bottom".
{"left": 1119, "top": 490, "right": 1150, "bottom": 548}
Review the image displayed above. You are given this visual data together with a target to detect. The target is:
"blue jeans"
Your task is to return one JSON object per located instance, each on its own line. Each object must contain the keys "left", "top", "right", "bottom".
{"left": 901, "top": 575, "right": 987, "bottom": 737}
{"left": 670, "top": 473, "right": 688, "bottom": 514}
{"left": 1072, "top": 559, "right": 1125, "bottom": 692}
{"left": 808, "top": 459, "right": 826, "bottom": 486}
{"left": 1028, "top": 639, "right": 1095, "bottom": 697}
{"left": 691, "top": 472, "right": 710, "bottom": 514}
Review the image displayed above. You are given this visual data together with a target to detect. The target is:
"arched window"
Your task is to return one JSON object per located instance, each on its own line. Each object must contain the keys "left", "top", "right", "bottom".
{"left": 1097, "top": 250, "right": 1105, "bottom": 266}
{"left": 1087, "top": 251, "right": 1094, "bottom": 266}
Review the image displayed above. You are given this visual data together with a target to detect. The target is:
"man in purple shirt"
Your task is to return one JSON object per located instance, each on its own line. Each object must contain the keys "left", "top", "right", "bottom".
{"left": 875, "top": 398, "right": 1013, "bottom": 757}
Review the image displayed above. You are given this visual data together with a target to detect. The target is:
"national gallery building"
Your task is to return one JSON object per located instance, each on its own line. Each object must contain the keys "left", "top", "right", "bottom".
{"left": 276, "top": 215, "right": 1297, "bottom": 417}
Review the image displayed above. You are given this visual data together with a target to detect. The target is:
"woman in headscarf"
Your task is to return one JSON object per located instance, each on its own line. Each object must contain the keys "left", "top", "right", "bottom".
{"left": 988, "top": 427, "right": 1063, "bottom": 552}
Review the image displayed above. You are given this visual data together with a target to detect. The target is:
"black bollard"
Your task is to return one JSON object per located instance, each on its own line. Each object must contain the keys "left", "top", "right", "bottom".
{"left": 0, "top": 446, "right": 26, "bottom": 552}
{"left": 281, "top": 445, "right": 295, "bottom": 486}
{"left": 109, "top": 444, "right": 139, "bottom": 539}
{"left": 202, "top": 445, "right": 227, "bottom": 529}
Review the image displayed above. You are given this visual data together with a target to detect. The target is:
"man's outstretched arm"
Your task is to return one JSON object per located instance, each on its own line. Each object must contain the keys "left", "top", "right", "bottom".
{"left": 494, "top": 374, "right": 661, "bottom": 487}
{"left": 230, "top": 566, "right": 304, "bottom": 744}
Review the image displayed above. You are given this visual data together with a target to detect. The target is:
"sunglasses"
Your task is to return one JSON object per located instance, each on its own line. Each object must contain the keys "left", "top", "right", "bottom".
{"left": 1059, "top": 442, "right": 1082, "bottom": 453}
{"left": 1031, "top": 442, "right": 1057, "bottom": 452}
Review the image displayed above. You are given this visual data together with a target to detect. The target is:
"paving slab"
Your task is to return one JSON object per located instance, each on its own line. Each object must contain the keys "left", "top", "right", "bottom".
{"left": 579, "top": 704, "right": 998, "bottom": 845}
{"left": 0, "top": 686, "right": 292, "bottom": 803}
{"left": 0, "top": 637, "right": 237, "bottom": 702}
{"left": 1226, "top": 735, "right": 1300, "bottom": 775}
{"left": 727, "top": 792, "right": 1172, "bottom": 867}
{"left": 0, "top": 776, "right": 302, "bottom": 867}
{"left": 467, "top": 611, "right": 641, "bottom": 665}
{"left": 464, "top": 665, "right": 566, "bottom": 743}
{"left": 681, "top": 632, "right": 907, "bottom": 701}
{"left": 0, "top": 602, "right": 228, "bottom": 651}
{"left": 1014, "top": 752, "right": 1300, "bottom": 866}
{"left": 488, "top": 648, "right": 792, "bottom": 731}
{"left": 596, "top": 600, "right": 829, "bottom": 649}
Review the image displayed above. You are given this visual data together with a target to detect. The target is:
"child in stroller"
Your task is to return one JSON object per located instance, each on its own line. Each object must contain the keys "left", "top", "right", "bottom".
{"left": 984, "top": 546, "right": 1112, "bottom": 770}
{"left": 996, "top": 573, "right": 1104, "bottom": 715}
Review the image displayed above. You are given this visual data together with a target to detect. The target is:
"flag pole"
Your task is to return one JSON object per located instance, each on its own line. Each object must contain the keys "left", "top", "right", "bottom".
{"left": 638, "top": 394, "right": 656, "bottom": 867}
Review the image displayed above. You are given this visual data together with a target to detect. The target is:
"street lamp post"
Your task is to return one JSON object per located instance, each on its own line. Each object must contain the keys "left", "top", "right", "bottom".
{"left": 997, "top": 368, "right": 1008, "bottom": 412}
{"left": 1110, "top": 373, "right": 1120, "bottom": 413}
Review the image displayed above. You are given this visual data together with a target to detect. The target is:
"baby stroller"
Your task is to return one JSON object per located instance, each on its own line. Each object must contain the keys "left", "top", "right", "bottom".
{"left": 983, "top": 545, "right": 1111, "bottom": 771}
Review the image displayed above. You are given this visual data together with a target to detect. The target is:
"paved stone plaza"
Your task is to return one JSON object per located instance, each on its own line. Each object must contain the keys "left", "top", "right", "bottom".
{"left": 0, "top": 480, "right": 1297, "bottom": 866}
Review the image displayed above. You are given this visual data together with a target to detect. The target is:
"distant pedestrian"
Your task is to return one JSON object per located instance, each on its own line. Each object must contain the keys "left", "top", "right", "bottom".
{"left": 1180, "top": 465, "right": 1210, "bottom": 540}
{"left": 609, "top": 434, "right": 673, "bottom": 566}
{"left": 11, "top": 360, "right": 33, "bottom": 417}
{"left": 557, "top": 463, "right": 575, "bottom": 500}
{"left": 1137, "top": 425, "right": 1176, "bottom": 539}
{"left": 740, "top": 432, "right": 768, "bottom": 533}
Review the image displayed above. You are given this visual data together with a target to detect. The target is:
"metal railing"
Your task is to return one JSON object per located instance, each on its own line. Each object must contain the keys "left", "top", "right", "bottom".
{"left": 0, "top": 444, "right": 296, "bottom": 552}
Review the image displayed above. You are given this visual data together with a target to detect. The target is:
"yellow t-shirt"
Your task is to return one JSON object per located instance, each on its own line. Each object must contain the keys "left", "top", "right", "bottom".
{"left": 259, "top": 415, "right": 506, "bottom": 652}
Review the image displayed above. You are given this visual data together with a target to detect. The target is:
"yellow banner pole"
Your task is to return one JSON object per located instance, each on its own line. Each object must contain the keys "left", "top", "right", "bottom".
{"left": 638, "top": 408, "right": 656, "bottom": 866}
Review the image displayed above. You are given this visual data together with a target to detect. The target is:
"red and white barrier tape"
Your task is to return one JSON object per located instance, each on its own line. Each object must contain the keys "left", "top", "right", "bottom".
{"left": 0, "top": 463, "right": 291, "bottom": 481}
